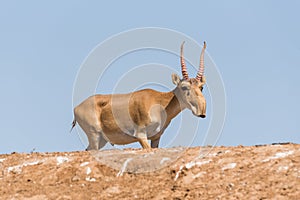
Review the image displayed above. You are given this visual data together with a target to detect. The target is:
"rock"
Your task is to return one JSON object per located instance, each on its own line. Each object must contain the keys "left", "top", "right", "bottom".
{"left": 71, "top": 175, "right": 81, "bottom": 182}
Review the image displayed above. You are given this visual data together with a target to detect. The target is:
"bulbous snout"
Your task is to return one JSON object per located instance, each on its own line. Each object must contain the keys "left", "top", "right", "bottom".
{"left": 196, "top": 97, "right": 206, "bottom": 118}
{"left": 190, "top": 98, "right": 206, "bottom": 118}
{"left": 196, "top": 108, "right": 206, "bottom": 118}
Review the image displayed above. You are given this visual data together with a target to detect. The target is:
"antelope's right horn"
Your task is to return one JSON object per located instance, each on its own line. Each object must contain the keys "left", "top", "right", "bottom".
{"left": 196, "top": 41, "right": 206, "bottom": 81}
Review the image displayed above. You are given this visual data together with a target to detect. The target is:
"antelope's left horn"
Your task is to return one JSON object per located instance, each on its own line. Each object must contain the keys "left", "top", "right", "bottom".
{"left": 196, "top": 41, "right": 206, "bottom": 81}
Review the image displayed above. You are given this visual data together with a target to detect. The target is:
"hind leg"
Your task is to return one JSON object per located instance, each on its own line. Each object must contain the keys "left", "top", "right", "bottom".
{"left": 151, "top": 137, "right": 160, "bottom": 148}
{"left": 86, "top": 132, "right": 101, "bottom": 151}
{"left": 86, "top": 132, "right": 108, "bottom": 151}
{"left": 98, "top": 133, "right": 108, "bottom": 150}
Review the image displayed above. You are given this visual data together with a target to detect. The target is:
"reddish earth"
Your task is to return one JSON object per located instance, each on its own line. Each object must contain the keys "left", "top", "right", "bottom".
{"left": 0, "top": 143, "right": 299, "bottom": 199}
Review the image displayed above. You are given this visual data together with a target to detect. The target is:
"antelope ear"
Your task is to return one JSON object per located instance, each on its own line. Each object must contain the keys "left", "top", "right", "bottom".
{"left": 200, "top": 76, "right": 206, "bottom": 84}
{"left": 172, "top": 73, "right": 181, "bottom": 85}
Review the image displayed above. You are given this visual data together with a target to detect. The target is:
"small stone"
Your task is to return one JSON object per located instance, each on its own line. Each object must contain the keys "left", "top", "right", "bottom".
{"left": 72, "top": 175, "right": 80, "bottom": 182}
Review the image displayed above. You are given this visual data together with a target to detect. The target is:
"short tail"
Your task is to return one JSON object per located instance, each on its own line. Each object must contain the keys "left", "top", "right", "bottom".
{"left": 70, "top": 119, "right": 77, "bottom": 132}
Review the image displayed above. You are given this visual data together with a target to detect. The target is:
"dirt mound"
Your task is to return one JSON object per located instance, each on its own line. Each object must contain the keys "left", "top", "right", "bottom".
{"left": 0, "top": 143, "right": 299, "bottom": 199}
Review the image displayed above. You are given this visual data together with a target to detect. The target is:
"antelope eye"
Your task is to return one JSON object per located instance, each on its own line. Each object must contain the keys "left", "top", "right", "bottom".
{"left": 200, "top": 87, "right": 203, "bottom": 92}
{"left": 181, "top": 86, "right": 189, "bottom": 91}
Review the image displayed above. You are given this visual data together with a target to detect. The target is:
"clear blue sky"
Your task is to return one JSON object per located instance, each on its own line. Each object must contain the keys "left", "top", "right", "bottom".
{"left": 0, "top": 1, "right": 299, "bottom": 153}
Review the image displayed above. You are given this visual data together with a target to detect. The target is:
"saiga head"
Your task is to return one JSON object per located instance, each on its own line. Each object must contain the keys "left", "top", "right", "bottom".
{"left": 172, "top": 41, "right": 207, "bottom": 118}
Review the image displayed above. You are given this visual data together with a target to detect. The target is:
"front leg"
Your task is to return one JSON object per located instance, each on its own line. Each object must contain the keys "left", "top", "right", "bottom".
{"left": 151, "top": 137, "right": 160, "bottom": 148}
{"left": 135, "top": 131, "right": 151, "bottom": 149}
{"left": 138, "top": 138, "right": 151, "bottom": 149}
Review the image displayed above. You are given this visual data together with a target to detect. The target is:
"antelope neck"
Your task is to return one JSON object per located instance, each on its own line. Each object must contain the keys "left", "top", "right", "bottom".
{"left": 162, "top": 89, "right": 185, "bottom": 120}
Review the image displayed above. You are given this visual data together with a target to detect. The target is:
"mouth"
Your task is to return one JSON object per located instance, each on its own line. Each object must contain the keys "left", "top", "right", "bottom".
{"left": 190, "top": 104, "right": 206, "bottom": 118}
{"left": 192, "top": 111, "right": 206, "bottom": 118}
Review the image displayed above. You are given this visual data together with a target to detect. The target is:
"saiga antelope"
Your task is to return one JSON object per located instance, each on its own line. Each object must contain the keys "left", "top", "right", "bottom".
{"left": 71, "top": 41, "right": 207, "bottom": 150}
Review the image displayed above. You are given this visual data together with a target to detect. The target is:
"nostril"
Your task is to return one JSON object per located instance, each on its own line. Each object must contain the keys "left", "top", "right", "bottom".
{"left": 199, "top": 115, "right": 206, "bottom": 118}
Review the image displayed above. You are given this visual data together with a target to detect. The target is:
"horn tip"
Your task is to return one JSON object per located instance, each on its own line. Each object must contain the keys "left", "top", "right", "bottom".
{"left": 181, "top": 41, "right": 185, "bottom": 47}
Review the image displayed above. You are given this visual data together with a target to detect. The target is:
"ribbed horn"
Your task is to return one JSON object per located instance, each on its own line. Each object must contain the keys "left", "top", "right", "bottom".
{"left": 180, "top": 41, "right": 189, "bottom": 80}
{"left": 196, "top": 41, "right": 206, "bottom": 81}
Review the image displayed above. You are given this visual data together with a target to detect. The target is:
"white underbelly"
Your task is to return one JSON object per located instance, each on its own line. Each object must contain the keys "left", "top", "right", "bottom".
{"left": 102, "top": 122, "right": 162, "bottom": 145}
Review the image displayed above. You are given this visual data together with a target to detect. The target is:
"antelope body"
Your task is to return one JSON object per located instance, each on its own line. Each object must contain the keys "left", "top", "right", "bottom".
{"left": 71, "top": 42, "right": 207, "bottom": 150}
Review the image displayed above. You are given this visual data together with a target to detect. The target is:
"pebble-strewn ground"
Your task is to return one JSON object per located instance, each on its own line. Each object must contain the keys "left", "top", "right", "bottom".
{"left": 0, "top": 143, "right": 299, "bottom": 199}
